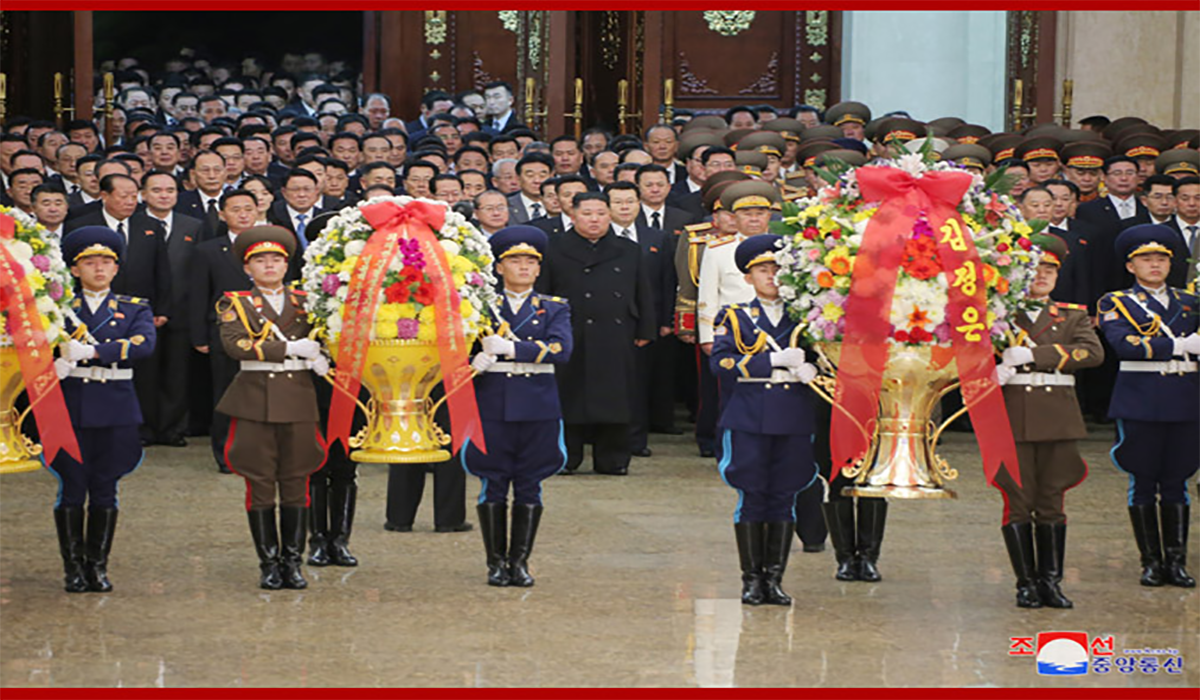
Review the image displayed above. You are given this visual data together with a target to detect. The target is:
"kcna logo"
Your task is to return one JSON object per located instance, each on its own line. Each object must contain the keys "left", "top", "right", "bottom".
{"left": 1010, "top": 631, "right": 1109, "bottom": 676}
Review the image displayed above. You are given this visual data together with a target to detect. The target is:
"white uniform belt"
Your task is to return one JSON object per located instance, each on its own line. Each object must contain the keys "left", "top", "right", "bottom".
{"left": 240, "top": 359, "right": 309, "bottom": 372}
{"left": 68, "top": 366, "right": 132, "bottom": 381}
{"left": 738, "top": 369, "right": 803, "bottom": 384}
{"left": 1008, "top": 372, "right": 1075, "bottom": 387}
{"left": 1119, "top": 360, "right": 1198, "bottom": 374}
{"left": 487, "top": 362, "right": 554, "bottom": 375}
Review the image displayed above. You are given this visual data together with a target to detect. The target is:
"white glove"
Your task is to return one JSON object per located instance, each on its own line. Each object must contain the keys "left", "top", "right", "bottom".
{"left": 770, "top": 347, "right": 807, "bottom": 369}
{"left": 471, "top": 353, "right": 498, "bottom": 373}
{"left": 1178, "top": 334, "right": 1200, "bottom": 356}
{"left": 286, "top": 339, "right": 321, "bottom": 359}
{"left": 482, "top": 335, "right": 515, "bottom": 357}
{"left": 62, "top": 339, "right": 96, "bottom": 362}
{"left": 307, "top": 355, "right": 330, "bottom": 377}
{"left": 995, "top": 365, "right": 1017, "bottom": 386}
{"left": 792, "top": 362, "right": 818, "bottom": 384}
{"left": 1002, "top": 346, "right": 1035, "bottom": 367}
{"left": 54, "top": 358, "right": 76, "bottom": 380}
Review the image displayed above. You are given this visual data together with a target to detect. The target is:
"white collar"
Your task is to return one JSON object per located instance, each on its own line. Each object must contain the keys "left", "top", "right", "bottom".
{"left": 83, "top": 287, "right": 110, "bottom": 300}
{"left": 102, "top": 209, "right": 129, "bottom": 231}
{"left": 1177, "top": 215, "right": 1199, "bottom": 231}
{"left": 257, "top": 285, "right": 286, "bottom": 296}
{"left": 519, "top": 192, "right": 543, "bottom": 214}
{"left": 287, "top": 203, "right": 315, "bottom": 220}
{"left": 642, "top": 203, "right": 665, "bottom": 218}
{"left": 758, "top": 297, "right": 783, "bottom": 309}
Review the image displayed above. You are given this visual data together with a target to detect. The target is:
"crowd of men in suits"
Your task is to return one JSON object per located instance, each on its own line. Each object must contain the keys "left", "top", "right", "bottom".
{"left": 1, "top": 50, "right": 1198, "bottom": 533}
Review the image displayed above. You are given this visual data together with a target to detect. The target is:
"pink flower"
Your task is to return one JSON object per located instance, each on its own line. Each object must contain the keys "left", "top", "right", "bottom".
{"left": 396, "top": 318, "right": 420, "bottom": 339}
{"left": 995, "top": 254, "right": 1012, "bottom": 266}
{"left": 933, "top": 323, "right": 952, "bottom": 343}
{"left": 807, "top": 248, "right": 822, "bottom": 261}
{"left": 823, "top": 324, "right": 838, "bottom": 340}
{"left": 468, "top": 272, "right": 485, "bottom": 286}
{"left": 31, "top": 255, "right": 50, "bottom": 272}
{"left": 47, "top": 281, "right": 63, "bottom": 300}
{"left": 322, "top": 274, "right": 341, "bottom": 294}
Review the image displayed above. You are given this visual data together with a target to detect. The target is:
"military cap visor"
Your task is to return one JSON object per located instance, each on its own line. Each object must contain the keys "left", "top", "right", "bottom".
{"left": 234, "top": 225, "right": 297, "bottom": 262}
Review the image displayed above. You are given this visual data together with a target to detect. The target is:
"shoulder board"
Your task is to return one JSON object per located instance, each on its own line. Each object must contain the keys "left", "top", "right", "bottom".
{"left": 1053, "top": 302, "right": 1087, "bottom": 312}
{"left": 727, "top": 303, "right": 741, "bottom": 311}
{"left": 1109, "top": 291, "right": 1126, "bottom": 299}
{"left": 290, "top": 287, "right": 308, "bottom": 296}
{"left": 684, "top": 223, "right": 713, "bottom": 233}
{"left": 224, "top": 290, "right": 253, "bottom": 298}
{"left": 707, "top": 235, "right": 738, "bottom": 248}
{"left": 536, "top": 294, "right": 566, "bottom": 304}
{"left": 114, "top": 295, "right": 149, "bottom": 306}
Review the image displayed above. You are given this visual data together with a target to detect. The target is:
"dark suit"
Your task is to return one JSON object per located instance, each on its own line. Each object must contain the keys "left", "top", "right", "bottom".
{"left": 482, "top": 112, "right": 526, "bottom": 135}
{"left": 176, "top": 190, "right": 224, "bottom": 240}
{"left": 1075, "top": 196, "right": 1151, "bottom": 421}
{"left": 188, "top": 235, "right": 255, "bottom": 471}
{"left": 667, "top": 189, "right": 706, "bottom": 224}
{"left": 1162, "top": 218, "right": 1198, "bottom": 289}
{"left": 141, "top": 212, "right": 204, "bottom": 443}
{"left": 65, "top": 211, "right": 172, "bottom": 318}
{"left": 506, "top": 192, "right": 545, "bottom": 225}
{"left": 529, "top": 214, "right": 569, "bottom": 237}
{"left": 616, "top": 222, "right": 680, "bottom": 451}
{"left": 1048, "top": 221, "right": 1097, "bottom": 307}
{"left": 266, "top": 200, "right": 322, "bottom": 279}
{"left": 536, "top": 229, "right": 656, "bottom": 474}
{"left": 637, "top": 205, "right": 696, "bottom": 246}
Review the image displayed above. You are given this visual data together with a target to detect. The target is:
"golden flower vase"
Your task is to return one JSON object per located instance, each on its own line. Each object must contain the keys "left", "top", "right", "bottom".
{"left": 815, "top": 342, "right": 961, "bottom": 500}
{"left": 0, "top": 347, "right": 46, "bottom": 474}
{"left": 331, "top": 340, "right": 452, "bottom": 464}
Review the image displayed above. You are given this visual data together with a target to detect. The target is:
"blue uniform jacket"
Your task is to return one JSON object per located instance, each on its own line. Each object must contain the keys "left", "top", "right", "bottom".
{"left": 61, "top": 293, "right": 157, "bottom": 428}
{"left": 1098, "top": 283, "right": 1199, "bottom": 422}
{"left": 474, "top": 293, "right": 573, "bottom": 422}
{"left": 710, "top": 299, "right": 816, "bottom": 435}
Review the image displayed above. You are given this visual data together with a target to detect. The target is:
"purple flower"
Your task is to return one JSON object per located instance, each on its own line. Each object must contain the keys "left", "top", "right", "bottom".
{"left": 47, "top": 281, "right": 64, "bottom": 300}
{"left": 322, "top": 274, "right": 341, "bottom": 294}
{"left": 933, "top": 323, "right": 952, "bottom": 343}
{"left": 912, "top": 218, "right": 934, "bottom": 239}
{"left": 468, "top": 272, "right": 485, "bottom": 286}
{"left": 31, "top": 255, "right": 50, "bottom": 272}
{"left": 823, "top": 324, "right": 838, "bottom": 340}
{"left": 396, "top": 318, "right": 420, "bottom": 340}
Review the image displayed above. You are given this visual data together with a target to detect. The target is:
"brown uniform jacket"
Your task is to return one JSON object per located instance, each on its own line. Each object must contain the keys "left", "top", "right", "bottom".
{"left": 215, "top": 287, "right": 320, "bottom": 423}
{"left": 673, "top": 222, "right": 716, "bottom": 338}
{"left": 1001, "top": 302, "right": 1104, "bottom": 442}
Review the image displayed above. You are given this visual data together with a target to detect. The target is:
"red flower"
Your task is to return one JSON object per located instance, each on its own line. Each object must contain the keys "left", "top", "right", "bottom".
{"left": 900, "top": 237, "right": 942, "bottom": 280}
{"left": 909, "top": 327, "right": 932, "bottom": 343}
{"left": 894, "top": 329, "right": 910, "bottom": 343}
{"left": 830, "top": 229, "right": 842, "bottom": 240}
{"left": 803, "top": 227, "right": 820, "bottom": 240}
{"left": 384, "top": 282, "right": 411, "bottom": 304}
{"left": 1017, "top": 237, "right": 1033, "bottom": 251}
{"left": 997, "top": 243, "right": 1009, "bottom": 253}
{"left": 413, "top": 283, "right": 435, "bottom": 305}
{"left": 400, "top": 265, "right": 424, "bottom": 286}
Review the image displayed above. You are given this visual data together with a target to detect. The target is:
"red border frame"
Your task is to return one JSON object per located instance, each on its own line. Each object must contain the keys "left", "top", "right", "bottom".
{"left": 3, "top": 1, "right": 1200, "bottom": 9}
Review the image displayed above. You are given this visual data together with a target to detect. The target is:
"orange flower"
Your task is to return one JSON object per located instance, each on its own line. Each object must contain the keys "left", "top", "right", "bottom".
{"left": 817, "top": 270, "right": 835, "bottom": 288}
{"left": 996, "top": 277, "right": 1010, "bottom": 294}
{"left": 981, "top": 264, "right": 998, "bottom": 284}
{"left": 907, "top": 305, "right": 931, "bottom": 331}
{"left": 828, "top": 255, "right": 852, "bottom": 276}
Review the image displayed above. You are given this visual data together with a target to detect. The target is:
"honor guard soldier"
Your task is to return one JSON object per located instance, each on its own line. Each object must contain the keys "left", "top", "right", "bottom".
{"left": 1156, "top": 149, "right": 1200, "bottom": 179}
{"left": 1060, "top": 141, "right": 1112, "bottom": 203}
{"left": 50, "top": 226, "right": 157, "bottom": 593}
{"left": 710, "top": 235, "right": 820, "bottom": 606}
{"left": 216, "top": 226, "right": 328, "bottom": 590}
{"left": 1099, "top": 224, "right": 1199, "bottom": 589}
{"left": 461, "top": 226, "right": 573, "bottom": 587}
{"left": 993, "top": 234, "right": 1104, "bottom": 608}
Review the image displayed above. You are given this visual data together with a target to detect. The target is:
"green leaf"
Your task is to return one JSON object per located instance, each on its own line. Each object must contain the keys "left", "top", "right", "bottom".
{"left": 984, "top": 165, "right": 1016, "bottom": 196}
{"left": 781, "top": 201, "right": 801, "bottom": 218}
{"left": 769, "top": 220, "right": 795, "bottom": 236}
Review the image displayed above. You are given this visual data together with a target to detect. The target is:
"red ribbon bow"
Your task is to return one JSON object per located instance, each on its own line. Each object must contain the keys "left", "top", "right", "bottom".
{"left": 831, "top": 167, "right": 1020, "bottom": 487}
{"left": 0, "top": 211, "right": 81, "bottom": 463}
{"left": 328, "top": 201, "right": 486, "bottom": 455}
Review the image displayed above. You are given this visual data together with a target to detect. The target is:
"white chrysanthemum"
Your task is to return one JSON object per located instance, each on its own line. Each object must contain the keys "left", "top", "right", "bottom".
{"left": 343, "top": 239, "right": 366, "bottom": 258}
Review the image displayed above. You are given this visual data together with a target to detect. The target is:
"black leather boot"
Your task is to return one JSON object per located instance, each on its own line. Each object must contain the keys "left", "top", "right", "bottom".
{"left": 1128, "top": 505, "right": 1164, "bottom": 586}
{"left": 1035, "top": 523, "right": 1073, "bottom": 608}
{"left": 53, "top": 507, "right": 88, "bottom": 593}
{"left": 279, "top": 506, "right": 309, "bottom": 589}
{"left": 822, "top": 500, "right": 859, "bottom": 581}
{"left": 84, "top": 508, "right": 118, "bottom": 593}
{"left": 306, "top": 478, "right": 331, "bottom": 566}
{"left": 1001, "top": 522, "right": 1043, "bottom": 608}
{"left": 855, "top": 498, "right": 888, "bottom": 582}
{"left": 1160, "top": 503, "right": 1196, "bottom": 588}
{"left": 477, "top": 502, "right": 510, "bottom": 587}
{"left": 734, "top": 522, "right": 765, "bottom": 605}
{"left": 761, "top": 522, "right": 794, "bottom": 606}
{"left": 247, "top": 508, "right": 283, "bottom": 590}
{"left": 508, "top": 504, "right": 542, "bottom": 587}
{"left": 327, "top": 482, "right": 359, "bottom": 567}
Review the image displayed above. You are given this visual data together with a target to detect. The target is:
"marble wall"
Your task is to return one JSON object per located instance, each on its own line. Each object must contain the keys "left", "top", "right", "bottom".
{"left": 1054, "top": 11, "right": 1197, "bottom": 129}
{"left": 841, "top": 11, "right": 1009, "bottom": 131}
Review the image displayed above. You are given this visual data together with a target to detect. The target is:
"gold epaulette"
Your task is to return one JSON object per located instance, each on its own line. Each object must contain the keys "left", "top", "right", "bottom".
{"left": 536, "top": 294, "right": 567, "bottom": 304}
{"left": 114, "top": 295, "right": 149, "bottom": 306}
{"left": 1053, "top": 302, "right": 1087, "bottom": 312}
{"left": 685, "top": 223, "right": 712, "bottom": 234}
{"left": 707, "top": 235, "right": 738, "bottom": 248}
{"left": 224, "top": 290, "right": 253, "bottom": 298}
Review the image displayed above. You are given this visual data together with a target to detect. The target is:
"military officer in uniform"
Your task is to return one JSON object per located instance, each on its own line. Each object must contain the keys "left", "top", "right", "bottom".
{"left": 216, "top": 226, "right": 328, "bottom": 590}
{"left": 50, "top": 226, "right": 157, "bottom": 593}
{"left": 993, "top": 234, "right": 1104, "bottom": 608}
{"left": 462, "top": 226, "right": 572, "bottom": 587}
{"left": 1098, "top": 224, "right": 1199, "bottom": 589}
{"left": 711, "top": 235, "right": 820, "bottom": 606}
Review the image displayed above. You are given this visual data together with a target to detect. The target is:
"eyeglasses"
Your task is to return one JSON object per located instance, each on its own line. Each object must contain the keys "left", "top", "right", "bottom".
{"left": 477, "top": 204, "right": 508, "bottom": 213}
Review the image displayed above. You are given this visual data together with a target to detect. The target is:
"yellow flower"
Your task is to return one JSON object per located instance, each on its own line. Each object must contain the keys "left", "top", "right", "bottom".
{"left": 29, "top": 237, "right": 46, "bottom": 252}
{"left": 338, "top": 256, "right": 359, "bottom": 274}
{"left": 1014, "top": 221, "right": 1032, "bottom": 236}
{"left": 821, "top": 303, "right": 844, "bottom": 322}
{"left": 27, "top": 271, "right": 46, "bottom": 291}
{"left": 459, "top": 300, "right": 474, "bottom": 317}
{"left": 452, "top": 272, "right": 466, "bottom": 287}
{"left": 817, "top": 217, "right": 839, "bottom": 234}
{"left": 417, "top": 322, "right": 438, "bottom": 343}
{"left": 824, "top": 247, "right": 853, "bottom": 275}
{"left": 39, "top": 314, "right": 52, "bottom": 331}
{"left": 451, "top": 255, "right": 476, "bottom": 273}
{"left": 395, "top": 303, "right": 418, "bottom": 319}
{"left": 419, "top": 305, "right": 437, "bottom": 324}
{"left": 966, "top": 217, "right": 983, "bottom": 233}
{"left": 376, "top": 303, "right": 401, "bottom": 322}
{"left": 851, "top": 208, "right": 877, "bottom": 222}
{"left": 374, "top": 320, "right": 399, "bottom": 339}
{"left": 801, "top": 204, "right": 824, "bottom": 219}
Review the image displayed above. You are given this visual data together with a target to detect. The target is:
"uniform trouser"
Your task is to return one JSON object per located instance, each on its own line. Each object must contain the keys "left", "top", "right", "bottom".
{"left": 311, "top": 377, "right": 358, "bottom": 489}
{"left": 385, "top": 461, "right": 468, "bottom": 528}
{"left": 1111, "top": 419, "right": 1199, "bottom": 506}
{"left": 137, "top": 323, "right": 190, "bottom": 442}
{"left": 565, "top": 422, "right": 631, "bottom": 473}
{"left": 47, "top": 425, "right": 143, "bottom": 508}
{"left": 461, "top": 419, "right": 565, "bottom": 505}
{"left": 649, "top": 336, "right": 678, "bottom": 431}
{"left": 718, "top": 429, "right": 818, "bottom": 523}
{"left": 676, "top": 340, "right": 698, "bottom": 418}
{"left": 695, "top": 346, "right": 719, "bottom": 452}
{"left": 187, "top": 348, "right": 213, "bottom": 436}
{"left": 209, "top": 339, "right": 239, "bottom": 470}
{"left": 225, "top": 418, "right": 325, "bottom": 510}
{"left": 1082, "top": 334, "right": 1118, "bottom": 420}
{"left": 630, "top": 343, "right": 653, "bottom": 452}
{"left": 992, "top": 440, "right": 1088, "bottom": 525}
{"left": 794, "top": 399, "right": 831, "bottom": 544}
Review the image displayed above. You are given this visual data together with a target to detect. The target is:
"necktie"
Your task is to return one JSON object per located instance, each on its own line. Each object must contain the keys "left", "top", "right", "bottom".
{"left": 530, "top": 203, "right": 543, "bottom": 219}
{"left": 651, "top": 211, "right": 661, "bottom": 229}
{"left": 117, "top": 222, "right": 126, "bottom": 240}
{"left": 296, "top": 213, "right": 308, "bottom": 249}
{"left": 206, "top": 198, "right": 218, "bottom": 217}
{"left": 159, "top": 217, "right": 171, "bottom": 240}
{"left": 1189, "top": 226, "right": 1200, "bottom": 284}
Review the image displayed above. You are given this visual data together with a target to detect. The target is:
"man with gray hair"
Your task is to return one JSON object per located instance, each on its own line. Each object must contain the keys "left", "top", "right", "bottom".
{"left": 491, "top": 158, "right": 520, "bottom": 195}
{"left": 363, "top": 93, "right": 391, "bottom": 130}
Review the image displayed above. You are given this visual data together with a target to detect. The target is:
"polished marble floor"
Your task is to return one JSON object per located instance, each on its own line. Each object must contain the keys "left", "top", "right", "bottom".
{"left": 0, "top": 427, "right": 1196, "bottom": 689}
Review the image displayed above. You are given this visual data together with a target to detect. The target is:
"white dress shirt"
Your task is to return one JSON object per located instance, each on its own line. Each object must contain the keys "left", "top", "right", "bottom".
{"left": 758, "top": 297, "right": 784, "bottom": 327}
{"left": 259, "top": 286, "right": 286, "bottom": 315}
{"left": 1109, "top": 194, "right": 1138, "bottom": 220}
{"left": 102, "top": 209, "right": 130, "bottom": 240}
{"left": 83, "top": 288, "right": 110, "bottom": 314}
{"left": 613, "top": 222, "right": 638, "bottom": 243}
{"left": 642, "top": 203, "right": 667, "bottom": 230}
{"left": 504, "top": 288, "right": 532, "bottom": 315}
{"left": 519, "top": 193, "right": 544, "bottom": 220}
